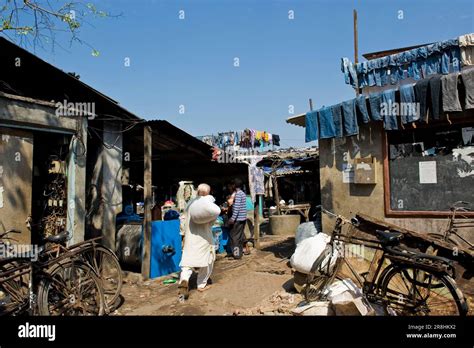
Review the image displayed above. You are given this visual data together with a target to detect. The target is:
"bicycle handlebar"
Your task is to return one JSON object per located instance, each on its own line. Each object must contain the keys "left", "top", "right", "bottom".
{"left": 314, "top": 205, "right": 359, "bottom": 226}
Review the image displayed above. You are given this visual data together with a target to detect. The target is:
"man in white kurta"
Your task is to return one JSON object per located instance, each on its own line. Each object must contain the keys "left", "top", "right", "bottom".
{"left": 178, "top": 184, "right": 220, "bottom": 299}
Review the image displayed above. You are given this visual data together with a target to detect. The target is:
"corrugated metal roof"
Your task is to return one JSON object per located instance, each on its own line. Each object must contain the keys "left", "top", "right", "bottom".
{"left": 286, "top": 113, "right": 306, "bottom": 127}
{"left": 0, "top": 37, "right": 142, "bottom": 122}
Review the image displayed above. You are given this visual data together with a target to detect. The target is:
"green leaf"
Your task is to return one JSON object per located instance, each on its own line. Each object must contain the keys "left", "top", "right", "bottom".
{"left": 91, "top": 49, "right": 100, "bottom": 57}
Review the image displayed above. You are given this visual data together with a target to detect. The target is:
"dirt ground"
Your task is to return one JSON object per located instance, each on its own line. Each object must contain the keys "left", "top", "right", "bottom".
{"left": 112, "top": 235, "right": 474, "bottom": 316}
{"left": 113, "top": 236, "right": 302, "bottom": 316}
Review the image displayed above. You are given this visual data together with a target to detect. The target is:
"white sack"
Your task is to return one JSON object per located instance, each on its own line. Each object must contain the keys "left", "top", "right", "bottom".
{"left": 188, "top": 195, "right": 221, "bottom": 224}
{"left": 290, "top": 233, "right": 330, "bottom": 274}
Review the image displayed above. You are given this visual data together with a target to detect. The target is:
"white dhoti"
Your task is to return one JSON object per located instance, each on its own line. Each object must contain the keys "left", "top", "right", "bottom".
{"left": 179, "top": 196, "right": 220, "bottom": 289}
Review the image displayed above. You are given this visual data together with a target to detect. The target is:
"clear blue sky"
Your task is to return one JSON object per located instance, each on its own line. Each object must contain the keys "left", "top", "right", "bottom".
{"left": 32, "top": 0, "right": 474, "bottom": 148}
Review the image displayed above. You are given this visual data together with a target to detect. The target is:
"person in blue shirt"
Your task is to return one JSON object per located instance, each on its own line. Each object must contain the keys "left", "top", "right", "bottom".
{"left": 227, "top": 178, "right": 248, "bottom": 259}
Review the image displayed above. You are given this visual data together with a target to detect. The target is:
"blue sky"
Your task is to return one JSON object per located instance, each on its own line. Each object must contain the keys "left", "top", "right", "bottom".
{"left": 23, "top": 0, "right": 474, "bottom": 148}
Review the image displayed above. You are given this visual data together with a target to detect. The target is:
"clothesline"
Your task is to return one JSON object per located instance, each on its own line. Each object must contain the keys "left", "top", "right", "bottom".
{"left": 305, "top": 68, "right": 474, "bottom": 142}
{"left": 198, "top": 129, "right": 281, "bottom": 149}
{"left": 341, "top": 34, "right": 474, "bottom": 89}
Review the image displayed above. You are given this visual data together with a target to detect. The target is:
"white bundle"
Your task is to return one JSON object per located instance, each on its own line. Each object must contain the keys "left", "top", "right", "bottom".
{"left": 290, "top": 233, "right": 332, "bottom": 274}
{"left": 188, "top": 195, "right": 221, "bottom": 224}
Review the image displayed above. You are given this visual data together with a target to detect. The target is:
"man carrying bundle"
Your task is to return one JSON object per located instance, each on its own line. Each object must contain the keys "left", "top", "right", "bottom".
{"left": 178, "top": 183, "right": 221, "bottom": 300}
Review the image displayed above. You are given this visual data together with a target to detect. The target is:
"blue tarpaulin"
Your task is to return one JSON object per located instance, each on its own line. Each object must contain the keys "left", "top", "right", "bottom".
{"left": 150, "top": 220, "right": 182, "bottom": 279}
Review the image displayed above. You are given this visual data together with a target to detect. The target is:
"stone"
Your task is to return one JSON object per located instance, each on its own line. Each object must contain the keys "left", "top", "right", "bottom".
{"left": 292, "top": 301, "right": 334, "bottom": 316}
{"left": 332, "top": 297, "right": 374, "bottom": 316}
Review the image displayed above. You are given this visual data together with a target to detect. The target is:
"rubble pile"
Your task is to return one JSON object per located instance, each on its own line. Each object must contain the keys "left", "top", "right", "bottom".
{"left": 233, "top": 290, "right": 303, "bottom": 316}
{"left": 291, "top": 278, "right": 385, "bottom": 316}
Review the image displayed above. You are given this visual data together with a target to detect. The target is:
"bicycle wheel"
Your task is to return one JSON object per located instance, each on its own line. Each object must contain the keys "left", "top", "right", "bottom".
{"left": 37, "top": 260, "right": 105, "bottom": 316}
{"left": 380, "top": 265, "right": 468, "bottom": 316}
{"left": 79, "top": 245, "right": 123, "bottom": 310}
{"left": 0, "top": 260, "right": 29, "bottom": 315}
{"left": 304, "top": 244, "right": 343, "bottom": 302}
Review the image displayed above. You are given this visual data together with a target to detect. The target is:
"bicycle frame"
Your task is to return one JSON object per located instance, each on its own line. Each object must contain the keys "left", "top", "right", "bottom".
{"left": 322, "top": 208, "right": 455, "bottom": 307}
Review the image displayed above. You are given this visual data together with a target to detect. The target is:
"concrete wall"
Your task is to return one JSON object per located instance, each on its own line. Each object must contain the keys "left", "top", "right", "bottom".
{"left": 0, "top": 128, "right": 33, "bottom": 244}
{"left": 319, "top": 122, "right": 456, "bottom": 237}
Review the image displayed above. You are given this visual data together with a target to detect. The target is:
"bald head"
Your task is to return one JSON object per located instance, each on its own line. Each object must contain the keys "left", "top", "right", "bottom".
{"left": 197, "top": 183, "right": 211, "bottom": 196}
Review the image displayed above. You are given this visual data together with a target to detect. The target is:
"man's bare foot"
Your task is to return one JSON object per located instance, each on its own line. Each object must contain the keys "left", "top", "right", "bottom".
{"left": 197, "top": 284, "right": 212, "bottom": 292}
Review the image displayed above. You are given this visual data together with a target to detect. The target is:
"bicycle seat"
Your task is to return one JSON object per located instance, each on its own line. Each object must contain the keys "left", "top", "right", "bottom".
{"left": 376, "top": 230, "right": 403, "bottom": 245}
{"left": 43, "top": 231, "right": 70, "bottom": 244}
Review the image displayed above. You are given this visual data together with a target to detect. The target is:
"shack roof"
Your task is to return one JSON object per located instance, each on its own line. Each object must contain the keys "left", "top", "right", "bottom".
{"left": 126, "top": 120, "right": 214, "bottom": 161}
{"left": 0, "top": 37, "right": 141, "bottom": 122}
{"left": 0, "top": 37, "right": 216, "bottom": 161}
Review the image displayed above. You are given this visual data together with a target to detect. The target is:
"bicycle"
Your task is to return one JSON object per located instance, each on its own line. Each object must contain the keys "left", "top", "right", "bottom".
{"left": 41, "top": 231, "right": 123, "bottom": 311}
{"left": 428, "top": 201, "right": 474, "bottom": 250}
{"left": 304, "top": 207, "right": 469, "bottom": 316}
{"left": 0, "top": 229, "right": 105, "bottom": 316}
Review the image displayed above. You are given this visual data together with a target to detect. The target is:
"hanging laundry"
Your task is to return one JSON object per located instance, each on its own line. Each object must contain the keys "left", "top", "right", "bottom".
{"left": 459, "top": 33, "right": 474, "bottom": 66}
{"left": 263, "top": 132, "right": 270, "bottom": 142}
{"left": 368, "top": 92, "right": 383, "bottom": 121}
{"left": 429, "top": 75, "right": 443, "bottom": 120}
{"left": 354, "top": 95, "right": 370, "bottom": 123}
{"left": 399, "top": 84, "right": 418, "bottom": 123}
{"left": 305, "top": 110, "right": 319, "bottom": 142}
{"left": 272, "top": 134, "right": 280, "bottom": 146}
{"left": 414, "top": 76, "right": 433, "bottom": 122}
{"left": 248, "top": 157, "right": 265, "bottom": 202}
{"left": 381, "top": 89, "right": 398, "bottom": 130}
{"left": 318, "top": 107, "right": 337, "bottom": 139}
{"left": 332, "top": 103, "right": 344, "bottom": 138}
{"left": 461, "top": 67, "right": 474, "bottom": 109}
{"left": 341, "top": 100, "right": 359, "bottom": 136}
{"left": 441, "top": 73, "right": 462, "bottom": 112}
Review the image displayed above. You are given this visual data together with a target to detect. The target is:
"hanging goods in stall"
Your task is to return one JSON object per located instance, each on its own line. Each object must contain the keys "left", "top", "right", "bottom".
{"left": 176, "top": 181, "right": 197, "bottom": 212}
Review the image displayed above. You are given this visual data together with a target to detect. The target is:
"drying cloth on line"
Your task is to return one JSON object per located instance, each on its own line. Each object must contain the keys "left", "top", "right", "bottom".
{"left": 318, "top": 107, "right": 337, "bottom": 139}
{"left": 381, "top": 89, "right": 398, "bottom": 130}
{"left": 399, "top": 84, "right": 418, "bottom": 123}
{"left": 332, "top": 104, "right": 344, "bottom": 138}
{"left": 354, "top": 95, "right": 370, "bottom": 124}
{"left": 414, "top": 76, "right": 433, "bottom": 122}
{"left": 368, "top": 93, "right": 383, "bottom": 121}
{"left": 305, "top": 110, "right": 318, "bottom": 142}
{"left": 461, "top": 67, "right": 474, "bottom": 109}
{"left": 441, "top": 73, "right": 462, "bottom": 112}
{"left": 429, "top": 75, "right": 443, "bottom": 120}
{"left": 341, "top": 100, "right": 359, "bottom": 136}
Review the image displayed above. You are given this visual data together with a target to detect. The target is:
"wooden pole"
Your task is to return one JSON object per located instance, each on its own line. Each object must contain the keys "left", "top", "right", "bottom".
{"left": 353, "top": 9, "right": 360, "bottom": 96}
{"left": 254, "top": 194, "right": 260, "bottom": 249}
{"left": 309, "top": 98, "right": 313, "bottom": 111}
{"left": 273, "top": 174, "right": 281, "bottom": 215}
{"left": 141, "top": 125, "right": 152, "bottom": 279}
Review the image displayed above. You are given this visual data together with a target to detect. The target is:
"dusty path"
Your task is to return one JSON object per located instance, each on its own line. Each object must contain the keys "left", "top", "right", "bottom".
{"left": 114, "top": 236, "right": 302, "bottom": 316}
